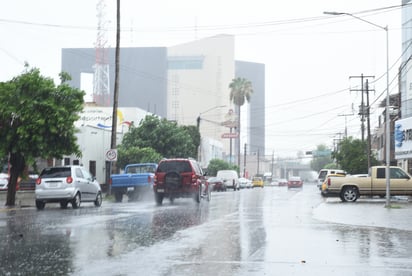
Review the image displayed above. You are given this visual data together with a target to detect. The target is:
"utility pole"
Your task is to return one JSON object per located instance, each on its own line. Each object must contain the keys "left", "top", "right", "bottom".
{"left": 350, "top": 74, "right": 374, "bottom": 169}
{"left": 338, "top": 113, "right": 354, "bottom": 138}
{"left": 350, "top": 74, "right": 374, "bottom": 142}
{"left": 366, "top": 79, "right": 372, "bottom": 169}
{"left": 243, "top": 143, "right": 247, "bottom": 177}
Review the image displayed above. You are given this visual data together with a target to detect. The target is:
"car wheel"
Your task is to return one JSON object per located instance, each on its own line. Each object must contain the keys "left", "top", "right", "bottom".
{"left": 155, "top": 192, "right": 163, "bottom": 205}
{"left": 340, "top": 186, "right": 359, "bottom": 202}
{"left": 36, "top": 200, "right": 45, "bottom": 210}
{"left": 72, "top": 193, "right": 81, "bottom": 209}
{"left": 94, "top": 192, "right": 102, "bottom": 207}
{"left": 60, "top": 201, "right": 68, "bottom": 209}
{"left": 114, "top": 191, "right": 123, "bottom": 203}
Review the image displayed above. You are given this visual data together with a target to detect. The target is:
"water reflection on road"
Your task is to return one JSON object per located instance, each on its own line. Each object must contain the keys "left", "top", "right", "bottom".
{"left": 1, "top": 185, "right": 412, "bottom": 275}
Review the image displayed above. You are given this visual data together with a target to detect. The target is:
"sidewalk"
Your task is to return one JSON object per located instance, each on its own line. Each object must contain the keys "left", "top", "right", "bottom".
{"left": 313, "top": 197, "right": 412, "bottom": 231}
{"left": 0, "top": 191, "right": 35, "bottom": 208}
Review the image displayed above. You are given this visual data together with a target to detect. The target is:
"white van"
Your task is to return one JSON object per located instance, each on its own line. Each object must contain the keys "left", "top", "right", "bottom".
{"left": 317, "top": 169, "right": 346, "bottom": 190}
{"left": 216, "top": 170, "right": 239, "bottom": 191}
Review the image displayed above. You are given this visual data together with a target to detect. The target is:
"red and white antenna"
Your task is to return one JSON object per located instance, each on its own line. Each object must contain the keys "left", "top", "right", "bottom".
{"left": 93, "top": 0, "right": 110, "bottom": 106}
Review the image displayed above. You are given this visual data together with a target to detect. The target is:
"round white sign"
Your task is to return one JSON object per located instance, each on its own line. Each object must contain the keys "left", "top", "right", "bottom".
{"left": 105, "top": 149, "right": 118, "bottom": 161}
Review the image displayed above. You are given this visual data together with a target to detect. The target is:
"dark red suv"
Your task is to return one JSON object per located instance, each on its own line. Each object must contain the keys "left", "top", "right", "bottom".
{"left": 153, "top": 158, "right": 209, "bottom": 205}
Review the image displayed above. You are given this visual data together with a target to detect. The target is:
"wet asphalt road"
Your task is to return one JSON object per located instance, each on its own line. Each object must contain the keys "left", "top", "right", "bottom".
{"left": 1, "top": 184, "right": 412, "bottom": 276}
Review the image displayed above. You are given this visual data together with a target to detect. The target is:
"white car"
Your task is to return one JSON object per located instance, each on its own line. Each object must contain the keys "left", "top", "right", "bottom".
{"left": 0, "top": 173, "right": 8, "bottom": 190}
{"left": 238, "top": 177, "right": 249, "bottom": 189}
{"left": 35, "top": 165, "right": 102, "bottom": 210}
{"left": 216, "top": 170, "right": 239, "bottom": 191}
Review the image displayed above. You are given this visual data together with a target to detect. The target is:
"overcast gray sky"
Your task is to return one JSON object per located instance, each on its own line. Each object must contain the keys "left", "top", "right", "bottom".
{"left": 0, "top": 0, "right": 403, "bottom": 158}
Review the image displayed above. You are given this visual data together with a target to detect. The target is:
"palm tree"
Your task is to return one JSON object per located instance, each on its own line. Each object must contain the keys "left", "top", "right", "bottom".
{"left": 229, "top": 77, "right": 253, "bottom": 169}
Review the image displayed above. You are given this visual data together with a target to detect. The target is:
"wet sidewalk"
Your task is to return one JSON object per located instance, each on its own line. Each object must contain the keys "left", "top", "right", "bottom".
{"left": 313, "top": 196, "right": 412, "bottom": 231}
{"left": 0, "top": 191, "right": 35, "bottom": 209}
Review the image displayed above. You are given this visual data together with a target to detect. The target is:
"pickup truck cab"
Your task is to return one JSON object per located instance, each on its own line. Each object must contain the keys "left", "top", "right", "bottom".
{"left": 322, "top": 166, "right": 412, "bottom": 202}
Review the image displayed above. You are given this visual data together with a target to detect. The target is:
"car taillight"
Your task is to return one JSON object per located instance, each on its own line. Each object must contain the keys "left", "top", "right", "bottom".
{"left": 35, "top": 178, "right": 41, "bottom": 185}
{"left": 66, "top": 176, "right": 73, "bottom": 184}
{"left": 327, "top": 178, "right": 331, "bottom": 186}
{"left": 148, "top": 175, "right": 152, "bottom": 183}
{"left": 191, "top": 172, "right": 197, "bottom": 183}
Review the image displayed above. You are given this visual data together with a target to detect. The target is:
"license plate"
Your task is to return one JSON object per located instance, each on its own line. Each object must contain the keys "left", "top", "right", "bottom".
{"left": 49, "top": 183, "right": 58, "bottom": 188}
{"left": 157, "top": 189, "right": 164, "bottom": 193}
{"left": 127, "top": 187, "right": 135, "bottom": 192}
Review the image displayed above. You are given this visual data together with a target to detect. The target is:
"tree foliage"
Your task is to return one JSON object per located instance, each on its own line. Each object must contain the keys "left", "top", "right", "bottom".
{"left": 120, "top": 115, "right": 200, "bottom": 159}
{"left": 310, "top": 144, "right": 334, "bottom": 172}
{"left": 206, "top": 158, "right": 238, "bottom": 176}
{"left": 0, "top": 67, "right": 84, "bottom": 205}
{"left": 229, "top": 77, "right": 253, "bottom": 106}
{"left": 117, "top": 146, "right": 162, "bottom": 169}
{"left": 333, "top": 136, "right": 380, "bottom": 174}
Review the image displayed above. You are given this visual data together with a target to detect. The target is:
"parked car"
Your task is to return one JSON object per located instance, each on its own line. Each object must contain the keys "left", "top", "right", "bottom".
{"left": 153, "top": 158, "right": 209, "bottom": 205}
{"left": 278, "top": 178, "right": 288, "bottom": 186}
{"left": 216, "top": 170, "right": 239, "bottom": 191}
{"left": 0, "top": 173, "right": 8, "bottom": 190}
{"left": 207, "top": 177, "right": 226, "bottom": 192}
{"left": 288, "top": 176, "right": 303, "bottom": 188}
{"left": 252, "top": 176, "right": 264, "bottom": 188}
{"left": 317, "top": 169, "right": 346, "bottom": 190}
{"left": 35, "top": 165, "right": 102, "bottom": 210}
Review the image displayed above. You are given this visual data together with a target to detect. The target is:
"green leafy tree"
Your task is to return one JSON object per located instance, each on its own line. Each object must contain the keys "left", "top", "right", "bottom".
{"left": 333, "top": 136, "right": 379, "bottom": 174}
{"left": 229, "top": 77, "right": 253, "bottom": 167}
{"left": 310, "top": 144, "right": 334, "bottom": 172}
{"left": 0, "top": 67, "right": 84, "bottom": 206}
{"left": 206, "top": 158, "right": 238, "bottom": 176}
{"left": 117, "top": 146, "right": 162, "bottom": 169}
{"left": 120, "top": 115, "right": 199, "bottom": 159}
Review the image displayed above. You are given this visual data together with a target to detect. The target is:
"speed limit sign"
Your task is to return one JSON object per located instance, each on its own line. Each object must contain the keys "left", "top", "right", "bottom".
{"left": 105, "top": 149, "right": 118, "bottom": 161}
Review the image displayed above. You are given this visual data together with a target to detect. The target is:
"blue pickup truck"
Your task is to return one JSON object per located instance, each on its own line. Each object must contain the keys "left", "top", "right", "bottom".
{"left": 110, "top": 163, "right": 157, "bottom": 202}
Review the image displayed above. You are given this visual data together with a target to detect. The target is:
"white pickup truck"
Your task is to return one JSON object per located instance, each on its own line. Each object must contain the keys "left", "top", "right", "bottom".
{"left": 321, "top": 166, "right": 412, "bottom": 202}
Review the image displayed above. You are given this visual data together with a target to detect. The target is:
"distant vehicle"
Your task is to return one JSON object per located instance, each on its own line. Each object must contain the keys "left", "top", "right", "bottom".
{"left": 110, "top": 163, "right": 157, "bottom": 202}
{"left": 317, "top": 169, "right": 346, "bottom": 190}
{"left": 288, "top": 176, "right": 303, "bottom": 188}
{"left": 207, "top": 177, "right": 226, "bottom": 192}
{"left": 252, "top": 176, "right": 264, "bottom": 188}
{"left": 268, "top": 179, "right": 279, "bottom": 186}
{"left": 238, "top": 177, "right": 249, "bottom": 189}
{"left": 153, "top": 158, "right": 209, "bottom": 205}
{"left": 216, "top": 170, "right": 239, "bottom": 191}
{"left": 35, "top": 165, "right": 102, "bottom": 210}
{"left": 278, "top": 178, "right": 288, "bottom": 186}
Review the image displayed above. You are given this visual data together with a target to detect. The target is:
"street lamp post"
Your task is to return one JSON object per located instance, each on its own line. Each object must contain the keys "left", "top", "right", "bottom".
{"left": 197, "top": 105, "right": 227, "bottom": 166}
{"left": 324, "top": 11, "right": 391, "bottom": 206}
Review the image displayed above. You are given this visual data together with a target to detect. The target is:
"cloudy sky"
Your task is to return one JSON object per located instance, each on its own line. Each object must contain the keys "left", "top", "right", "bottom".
{"left": 0, "top": 0, "right": 404, "bottom": 158}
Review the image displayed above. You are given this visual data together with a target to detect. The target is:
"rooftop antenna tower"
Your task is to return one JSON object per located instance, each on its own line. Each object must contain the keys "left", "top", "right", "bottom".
{"left": 93, "top": 0, "right": 110, "bottom": 106}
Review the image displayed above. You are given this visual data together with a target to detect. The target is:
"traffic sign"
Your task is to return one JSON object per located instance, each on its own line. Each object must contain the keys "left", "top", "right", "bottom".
{"left": 105, "top": 149, "right": 118, "bottom": 161}
{"left": 221, "top": 133, "right": 239, "bottom": 139}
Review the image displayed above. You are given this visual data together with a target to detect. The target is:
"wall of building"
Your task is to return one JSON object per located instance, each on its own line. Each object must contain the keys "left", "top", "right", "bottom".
{"left": 235, "top": 60, "right": 266, "bottom": 158}
{"left": 61, "top": 47, "right": 168, "bottom": 117}
{"left": 167, "top": 35, "right": 236, "bottom": 158}
{"left": 401, "top": 1, "right": 412, "bottom": 118}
